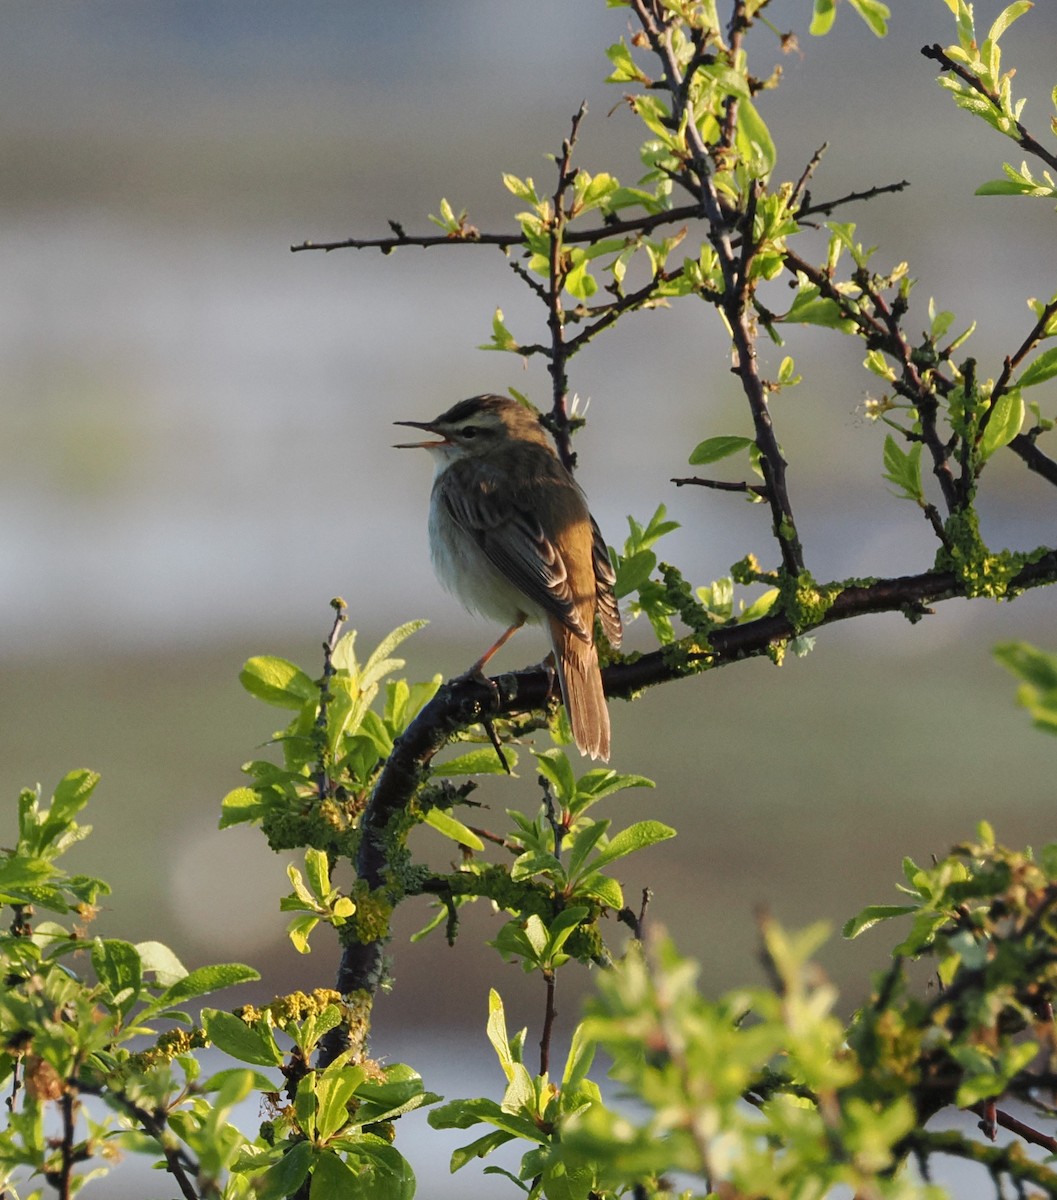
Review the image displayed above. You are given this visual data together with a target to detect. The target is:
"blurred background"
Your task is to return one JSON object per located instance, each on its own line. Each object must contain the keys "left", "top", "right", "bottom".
{"left": 2, "top": 1, "right": 1057, "bottom": 1194}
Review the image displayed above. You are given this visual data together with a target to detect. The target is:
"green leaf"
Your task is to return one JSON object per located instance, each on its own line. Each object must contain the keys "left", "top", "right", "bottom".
{"left": 308, "top": 1149, "right": 362, "bottom": 1199}
{"left": 480, "top": 307, "right": 520, "bottom": 353}
{"left": 566, "top": 821, "right": 611, "bottom": 881}
{"left": 136, "top": 941, "right": 188, "bottom": 987}
{"left": 448, "top": 1128, "right": 514, "bottom": 1172}
{"left": 736, "top": 96, "right": 776, "bottom": 177}
{"left": 430, "top": 1095, "right": 544, "bottom": 1142}
{"left": 975, "top": 178, "right": 1035, "bottom": 196}
{"left": 254, "top": 1139, "right": 313, "bottom": 1200}
{"left": 161, "top": 963, "right": 260, "bottom": 1005}
{"left": 315, "top": 1066, "right": 366, "bottom": 1140}
{"left": 1019, "top": 347, "right": 1057, "bottom": 389}
{"left": 785, "top": 288, "right": 857, "bottom": 332}
{"left": 240, "top": 656, "right": 317, "bottom": 709}
{"left": 361, "top": 620, "right": 427, "bottom": 687}
{"left": 433, "top": 747, "right": 518, "bottom": 776}
{"left": 882, "top": 435, "right": 923, "bottom": 502}
{"left": 995, "top": 641, "right": 1057, "bottom": 690}
{"left": 287, "top": 913, "right": 319, "bottom": 954}
{"left": 979, "top": 388, "right": 1024, "bottom": 459}
{"left": 841, "top": 905, "right": 917, "bottom": 939}
{"left": 219, "top": 786, "right": 267, "bottom": 828}
{"left": 605, "top": 38, "right": 648, "bottom": 84}
{"left": 330, "top": 1138, "right": 417, "bottom": 1200}
{"left": 356, "top": 1064, "right": 439, "bottom": 1123}
{"left": 422, "top": 808, "right": 485, "bottom": 852}
{"left": 202, "top": 1008, "right": 284, "bottom": 1067}
{"left": 561, "top": 1021, "right": 596, "bottom": 1094}
{"left": 50, "top": 769, "right": 100, "bottom": 825}
{"left": 91, "top": 938, "right": 142, "bottom": 1007}
{"left": 485, "top": 989, "right": 516, "bottom": 1082}
{"left": 533, "top": 748, "right": 578, "bottom": 804}
{"left": 202, "top": 1067, "right": 278, "bottom": 1094}
{"left": 0, "top": 854, "right": 58, "bottom": 898}
{"left": 304, "top": 847, "right": 330, "bottom": 899}
{"left": 575, "top": 872, "right": 624, "bottom": 910}
{"left": 987, "top": 0, "right": 1033, "bottom": 44}
{"left": 740, "top": 588, "right": 780, "bottom": 623}
{"left": 589, "top": 820, "right": 675, "bottom": 872}
{"left": 688, "top": 435, "right": 754, "bottom": 466}
{"left": 809, "top": 0, "right": 836, "bottom": 36}
{"left": 848, "top": 0, "right": 890, "bottom": 36}
{"left": 613, "top": 549, "right": 656, "bottom": 599}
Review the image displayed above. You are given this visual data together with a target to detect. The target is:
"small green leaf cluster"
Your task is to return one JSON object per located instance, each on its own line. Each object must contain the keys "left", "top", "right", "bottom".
{"left": 844, "top": 822, "right": 1057, "bottom": 1123}
{"left": 502, "top": 169, "right": 669, "bottom": 305}
{"left": 496, "top": 750, "right": 665, "bottom": 960}
{"left": 429, "top": 988, "right": 607, "bottom": 1196}
{"left": 281, "top": 848, "right": 357, "bottom": 954}
{"left": 0, "top": 772, "right": 266, "bottom": 1199}
{"left": 937, "top": 2, "right": 1037, "bottom": 151}
{"left": 222, "top": 622, "right": 440, "bottom": 856}
{"left": 219, "top": 1027, "right": 438, "bottom": 1200}
{"left": 414, "top": 749, "right": 662, "bottom": 965}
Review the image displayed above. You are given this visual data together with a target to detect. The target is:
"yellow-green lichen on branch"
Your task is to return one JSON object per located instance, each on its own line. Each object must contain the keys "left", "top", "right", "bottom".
{"left": 344, "top": 882, "right": 396, "bottom": 945}
{"left": 262, "top": 794, "right": 362, "bottom": 860}
{"left": 938, "top": 508, "right": 1043, "bottom": 600}
{"left": 781, "top": 569, "right": 844, "bottom": 631}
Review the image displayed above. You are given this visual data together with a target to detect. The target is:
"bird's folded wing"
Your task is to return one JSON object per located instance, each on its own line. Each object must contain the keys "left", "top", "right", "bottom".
{"left": 442, "top": 469, "right": 591, "bottom": 639}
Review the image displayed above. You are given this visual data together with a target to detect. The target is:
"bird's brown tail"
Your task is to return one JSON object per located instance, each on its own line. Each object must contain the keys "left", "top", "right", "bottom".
{"left": 549, "top": 618, "right": 611, "bottom": 761}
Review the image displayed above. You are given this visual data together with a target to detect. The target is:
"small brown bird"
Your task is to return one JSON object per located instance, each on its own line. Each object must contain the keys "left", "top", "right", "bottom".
{"left": 395, "top": 394, "right": 622, "bottom": 759}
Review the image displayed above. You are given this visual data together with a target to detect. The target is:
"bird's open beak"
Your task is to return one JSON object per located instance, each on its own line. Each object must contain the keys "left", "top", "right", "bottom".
{"left": 393, "top": 419, "right": 448, "bottom": 449}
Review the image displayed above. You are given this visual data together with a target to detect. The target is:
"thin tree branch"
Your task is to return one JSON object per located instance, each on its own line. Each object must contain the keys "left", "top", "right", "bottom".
{"left": 969, "top": 1101, "right": 1057, "bottom": 1155}
{"left": 293, "top": 174, "right": 912, "bottom": 259}
{"left": 545, "top": 104, "right": 587, "bottom": 469}
{"left": 1008, "top": 431, "right": 1057, "bottom": 487}
{"left": 672, "top": 476, "right": 768, "bottom": 496}
{"left": 797, "top": 178, "right": 910, "bottom": 220}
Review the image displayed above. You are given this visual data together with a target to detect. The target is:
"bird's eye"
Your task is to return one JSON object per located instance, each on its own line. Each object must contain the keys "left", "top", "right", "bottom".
{"left": 460, "top": 426, "right": 479, "bottom": 439}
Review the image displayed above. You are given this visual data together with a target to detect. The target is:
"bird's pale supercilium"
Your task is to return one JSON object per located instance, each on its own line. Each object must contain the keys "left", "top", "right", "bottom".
{"left": 394, "top": 394, "right": 622, "bottom": 760}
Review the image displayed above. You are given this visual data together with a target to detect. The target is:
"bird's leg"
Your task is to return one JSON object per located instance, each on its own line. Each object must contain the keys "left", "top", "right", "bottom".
{"left": 453, "top": 617, "right": 526, "bottom": 773}
{"left": 469, "top": 616, "right": 526, "bottom": 675}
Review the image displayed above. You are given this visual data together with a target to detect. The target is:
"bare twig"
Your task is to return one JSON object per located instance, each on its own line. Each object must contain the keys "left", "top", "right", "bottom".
{"left": 672, "top": 476, "right": 768, "bottom": 497}
{"left": 797, "top": 177, "right": 910, "bottom": 220}
{"left": 970, "top": 1102, "right": 1057, "bottom": 1155}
